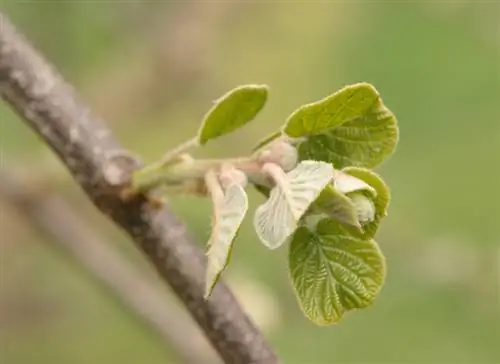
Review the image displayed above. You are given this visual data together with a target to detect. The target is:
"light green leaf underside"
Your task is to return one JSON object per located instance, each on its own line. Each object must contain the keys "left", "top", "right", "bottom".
{"left": 283, "top": 83, "right": 379, "bottom": 138}
{"left": 205, "top": 184, "right": 248, "bottom": 298}
{"left": 289, "top": 219, "right": 386, "bottom": 325}
{"left": 311, "top": 185, "right": 360, "bottom": 228}
{"left": 198, "top": 84, "right": 269, "bottom": 145}
{"left": 349, "top": 193, "right": 376, "bottom": 225}
{"left": 334, "top": 170, "right": 376, "bottom": 196}
{"left": 254, "top": 161, "right": 334, "bottom": 249}
{"left": 343, "top": 167, "right": 390, "bottom": 239}
{"left": 298, "top": 101, "right": 398, "bottom": 169}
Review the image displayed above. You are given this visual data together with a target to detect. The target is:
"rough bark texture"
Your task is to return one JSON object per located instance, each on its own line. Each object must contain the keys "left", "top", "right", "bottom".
{"left": 0, "top": 13, "right": 279, "bottom": 364}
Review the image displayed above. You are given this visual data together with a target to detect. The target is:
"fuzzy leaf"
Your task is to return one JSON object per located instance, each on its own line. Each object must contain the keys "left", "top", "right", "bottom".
{"left": 334, "top": 170, "right": 376, "bottom": 196}
{"left": 289, "top": 218, "right": 386, "bottom": 325}
{"left": 349, "top": 193, "right": 376, "bottom": 224}
{"left": 198, "top": 84, "right": 268, "bottom": 145}
{"left": 298, "top": 100, "right": 398, "bottom": 169}
{"left": 254, "top": 161, "right": 334, "bottom": 249}
{"left": 205, "top": 184, "right": 248, "bottom": 298}
{"left": 343, "top": 167, "right": 390, "bottom": 239}
{"left": 283, "top": 83, "right": 379, "bottom": 138}
{"left": 311, "top": 185, "right": 360, "bottom": 228}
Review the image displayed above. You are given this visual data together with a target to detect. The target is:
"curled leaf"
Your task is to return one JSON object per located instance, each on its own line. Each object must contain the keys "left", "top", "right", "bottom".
{"left": 309, "top": 170, "right": 376, "bottom": 228}
{"left": 198, "top": 84, "right": 269, "bottom": 145}
{"left": 254, "top": 161, "right": 334, "bottom": 249}
{"left": 349, "top": 193, "right": 376, "bottom": 224}
{"left": 205, "top": 172, "right": 248, "bottom": 298}
{"left": 311, "top": 185, "right": 360, "bottom": 228}
{"left": 283, "top": 83, "right": 379, "bottom": 138}
{"left": 289, "top": 218, "right": 386, "bottom": 325}
{"left": 343, "top": 167, "right": 390, "bottom": 238}
{"left": 334, "top": 170, "right": 376, "bottom": 196}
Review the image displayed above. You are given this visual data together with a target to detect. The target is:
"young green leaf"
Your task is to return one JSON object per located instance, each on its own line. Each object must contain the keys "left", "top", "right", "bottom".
{"left": 198, "top": 84, "right": 269, "bottom": 145}
{"left": 205, "top": 174, "right": 248, "bottom": 298}
{"left": 298, "top": 101, "right": 398, "bottom": 169}
{"left": 343, "top": 167, "right": 390, "bottom": 239}
{"left": 334, "top": 170, "right": 376, "bottom": 196}
{"left": 349, "top": 193, "right": 376, "bottom": 224}
{"left": 308, "top": 170, "right": 377, "bottom": 228}
{"left": 254, "top": 161, "right": 334, "bottom": 249}
{"left": 311, "top": 185, "right": 360, "bottom": 228}
{"left": 289, "top": 218, "right": 386, "bottom": 325}
{"left": 283, "top": 83, "right": 379, "bottom": 138}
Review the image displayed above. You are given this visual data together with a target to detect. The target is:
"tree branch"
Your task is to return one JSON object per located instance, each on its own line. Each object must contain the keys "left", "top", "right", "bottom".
{"left": 0, "top": 168, "right": 220, "bottom": 364}
{"left": 0, "top": 12, "right": 279, "bottom": 364}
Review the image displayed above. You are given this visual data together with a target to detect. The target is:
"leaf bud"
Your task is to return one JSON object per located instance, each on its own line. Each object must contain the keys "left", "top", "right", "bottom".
{"left": 257, "top": 140, "right": 298, "bottom": 172}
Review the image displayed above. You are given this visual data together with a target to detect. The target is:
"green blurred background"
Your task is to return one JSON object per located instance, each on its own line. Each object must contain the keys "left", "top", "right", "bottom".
{"left": 1, "top": 2, "right": 499, "bottom": 363}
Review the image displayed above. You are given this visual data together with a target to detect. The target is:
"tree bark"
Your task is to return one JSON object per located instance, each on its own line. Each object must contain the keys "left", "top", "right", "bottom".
{"left": 0, "top": 168, "right": 220, "bottom": 364}
{"left": 0, "top": 12, "right": 279, "bottom": 364}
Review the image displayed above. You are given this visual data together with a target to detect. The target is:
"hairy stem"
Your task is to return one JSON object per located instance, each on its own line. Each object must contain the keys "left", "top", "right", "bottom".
{"left": 132, "top": 156, "right": 264, "bottom": 193}
{"left": 262, "top": 162, "right": 289, "bottom": 191}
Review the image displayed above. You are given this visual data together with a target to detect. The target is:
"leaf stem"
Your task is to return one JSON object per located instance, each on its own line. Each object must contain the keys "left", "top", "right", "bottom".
{"left": 162, "top": 137, "right": 199, "bottom": 165}
{"left": 205, "top": 169, "right": 224, "bottom": 207}
{"left": 262, "top": 162, "right": 288, "bottom": 190}
{"left": 132, "top": 156, "right": 265, "bottom": 194}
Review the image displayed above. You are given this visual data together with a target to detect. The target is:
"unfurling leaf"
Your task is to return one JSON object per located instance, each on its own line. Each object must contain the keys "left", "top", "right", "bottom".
{"left": 311, "top": 185, "right": 360, "bottom": 228}
{"left": 343, "top": 167, "right": 390, "bottom": 238}
{"left": 310, "top": 170, "right": 377, "bottom": 228}
{"left": 254, "top": 161, "right": 334, "bottom": 249}
{"left": 298, "top": 100, "right": 398, "bottom": 169}
{"left": 283, "top": 83, "right": 379, "bottom": 138}
{"left": 334, "top": 170, "right": 376, "bottom": 196}
{"left": 349, "top": 193, "right": 376, "bottom": 224}
{"left": 289, "top": 218, "right": 386, "bottom": 325}
{"left": 198, "top": 84, "right": 269, "bottom": 145}
{"left": 205, "top": 176, "right": 248, "bottom": 298}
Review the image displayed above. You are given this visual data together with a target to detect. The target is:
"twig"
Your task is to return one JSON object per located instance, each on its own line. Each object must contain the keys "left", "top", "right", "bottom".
{"left": 0, "top": 168, "right": 220, "bottom": 364}
{"left": 0, "top": 13, "right": 279, "bottom": 364}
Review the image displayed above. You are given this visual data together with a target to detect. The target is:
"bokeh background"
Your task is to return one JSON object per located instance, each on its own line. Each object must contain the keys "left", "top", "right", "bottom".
{"left": 1, "top": 2, "right": 499, "bottom": 363}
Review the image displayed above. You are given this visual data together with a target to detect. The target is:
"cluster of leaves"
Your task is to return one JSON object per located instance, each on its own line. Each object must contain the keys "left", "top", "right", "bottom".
{"left": 132, "top": 83, "right": 399, "bottom": 325}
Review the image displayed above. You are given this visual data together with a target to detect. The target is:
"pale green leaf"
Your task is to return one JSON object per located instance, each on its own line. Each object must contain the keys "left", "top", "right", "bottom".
{"left": 349, "top": 193, "right": 376, "bottom": 224}
{"left": 254, "top": 161, "right": 334, "bottom": 249}
{"left": 334, "top": 170, "right": 376, "bottom": 196}
{"left": 283, "top": 83, "right": 379, "bottom": 138}
{"left": 205, "top": 183, "right": 248, "bottom": 298}
{"left": 311, "top": 185, "right": 360, "bottom": 228}
{"left": 289, "top": 218, "right": 386, "bottom": 325}
{"left": 343, "top": 167, "right": 390, "bottom": 239}
{"left": 198, "top": 84, "right": 268, "bottom": 145}
{"left": 298, "top": 100, "right": 399, "bottom": 169}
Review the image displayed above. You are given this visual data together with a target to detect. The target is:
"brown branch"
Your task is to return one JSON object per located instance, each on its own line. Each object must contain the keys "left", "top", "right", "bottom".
{"left": 0, "top": 12, "right": 279, "bottom": 364}
{"left": 0, "top": 168, "right": 220, "bottom": 364}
